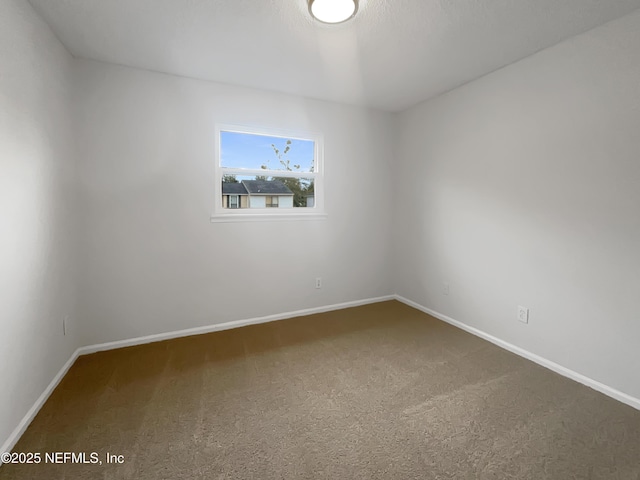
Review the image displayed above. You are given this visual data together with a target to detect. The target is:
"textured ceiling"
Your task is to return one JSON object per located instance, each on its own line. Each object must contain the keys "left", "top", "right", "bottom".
{"left": 28, "top": 0, "right": 640, "bottom": 111}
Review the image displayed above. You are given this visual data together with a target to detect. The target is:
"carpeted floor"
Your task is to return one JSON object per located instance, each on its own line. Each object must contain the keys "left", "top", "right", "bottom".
{"left": 2, "top": 300, "right": 640, "bottom": 479}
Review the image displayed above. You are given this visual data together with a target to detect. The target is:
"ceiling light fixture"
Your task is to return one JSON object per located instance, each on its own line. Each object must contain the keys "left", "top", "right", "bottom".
{"left": 309, "top": 0, "right": 358, "bottom": 24}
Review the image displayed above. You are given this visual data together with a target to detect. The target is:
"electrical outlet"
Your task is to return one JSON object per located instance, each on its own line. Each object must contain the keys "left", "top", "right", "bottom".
{"left": 442, "top": 282, "right": 450, "bottom": 295}
{"left": 518, "top": 306, "right": 529, "bottom": 324}
{"left": 315, "top": 277, "right": 322, "bottom": 289}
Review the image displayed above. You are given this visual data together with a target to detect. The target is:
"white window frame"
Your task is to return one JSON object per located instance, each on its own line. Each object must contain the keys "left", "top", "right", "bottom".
{"left": 211, "top": 124, "right": 326, "bottom": 222}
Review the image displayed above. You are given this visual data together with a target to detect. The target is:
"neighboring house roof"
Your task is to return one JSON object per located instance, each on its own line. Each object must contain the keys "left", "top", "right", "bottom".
{"left": 241, "top": 180, "right": 294, "bottom": 195}
{"left": 222, "top": 182, "right": 249, "bottom": 195}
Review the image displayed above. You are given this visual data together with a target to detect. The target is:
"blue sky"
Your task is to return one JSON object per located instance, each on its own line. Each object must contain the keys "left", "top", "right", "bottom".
{"left": 221, "top": 131, "right": 314, "bottom": 172}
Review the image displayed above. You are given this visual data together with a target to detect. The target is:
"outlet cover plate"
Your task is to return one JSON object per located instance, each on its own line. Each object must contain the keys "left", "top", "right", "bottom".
{"left": 518, "top": 306, "right": 529, "bottom": 324}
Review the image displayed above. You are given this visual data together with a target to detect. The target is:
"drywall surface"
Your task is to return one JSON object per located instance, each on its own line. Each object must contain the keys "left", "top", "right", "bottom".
{"left": 0, "top": 0, "right": 78, "bottom": 450}
{"left": 74, "top": 59, "right": 394, "bottom": 346}
{"left": 393, "top": 10, "right": 640, "bottom": 399}
{"left": 28, "top": 0, "right": 640, "bottom": 112}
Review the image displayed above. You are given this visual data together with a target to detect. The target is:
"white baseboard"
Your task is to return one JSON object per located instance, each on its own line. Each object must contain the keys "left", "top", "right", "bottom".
{"left": 5, "top": 292, "right": 637, "bottom": 463}
{"left": 1, "top": 295, "right": 395, "bottom": 460}
{"left": 1, "top": 348, "right": 81, "bottom": 460}
{"left": 394, "top": 295, "right": 640, "bottom": 412}
{"left": 78, "top": 295, "right": 395, "bottom": 355}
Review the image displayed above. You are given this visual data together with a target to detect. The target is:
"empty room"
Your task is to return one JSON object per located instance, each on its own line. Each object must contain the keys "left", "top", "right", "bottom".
{"left": 1, "top": 0, "right": 640, "bottom": 478}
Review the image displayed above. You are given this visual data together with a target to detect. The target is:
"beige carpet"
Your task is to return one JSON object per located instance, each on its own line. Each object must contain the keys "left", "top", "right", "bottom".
{"left": 2, "top": 300, "right": 640, "bottom": 479}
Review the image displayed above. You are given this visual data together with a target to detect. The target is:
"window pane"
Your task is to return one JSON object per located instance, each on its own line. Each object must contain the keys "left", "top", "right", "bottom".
{"left": 221, "top": 176, "right": 315, "bottom": 208}
{"left": 265, "top": 196, "right": 278, "bottom": 208}
{"left": 221, "top": 131, "right": 315, "bottom": 173}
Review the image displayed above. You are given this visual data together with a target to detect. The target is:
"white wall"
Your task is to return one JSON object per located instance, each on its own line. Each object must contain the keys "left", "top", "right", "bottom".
{"left": 4, "top": 0, "right": 640, "bottom": 454}
{"left": 394, "top": 10, "right": 640, "bottom": 399}
{"left": 74, "top": 59, "right": 394, "bottom": 346}
{"left": 279, "top": 196, "right": 294, "bottom": 209}
{"left": 0, "top": 0, "right": 78, "bottom": 449}
{"left": 249, "top": 196, "right": 266, "bottom": 209}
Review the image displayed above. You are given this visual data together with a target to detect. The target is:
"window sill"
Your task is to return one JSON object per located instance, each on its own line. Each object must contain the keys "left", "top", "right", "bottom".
{"left": 210, "top": 212, "right": 328, "bottom": 223}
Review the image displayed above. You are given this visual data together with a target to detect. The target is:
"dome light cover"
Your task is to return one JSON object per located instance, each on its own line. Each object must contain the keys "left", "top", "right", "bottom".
{"left": 309, "top": 0, "right": 358, "bottom": 24}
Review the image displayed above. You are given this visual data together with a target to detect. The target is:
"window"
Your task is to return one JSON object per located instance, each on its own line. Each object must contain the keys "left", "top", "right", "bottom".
{"left": 212, "top": 125, "right": 324, "bottom": 222}
{"left": 265, "top": 196, "right": 279, "bottom": 208}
